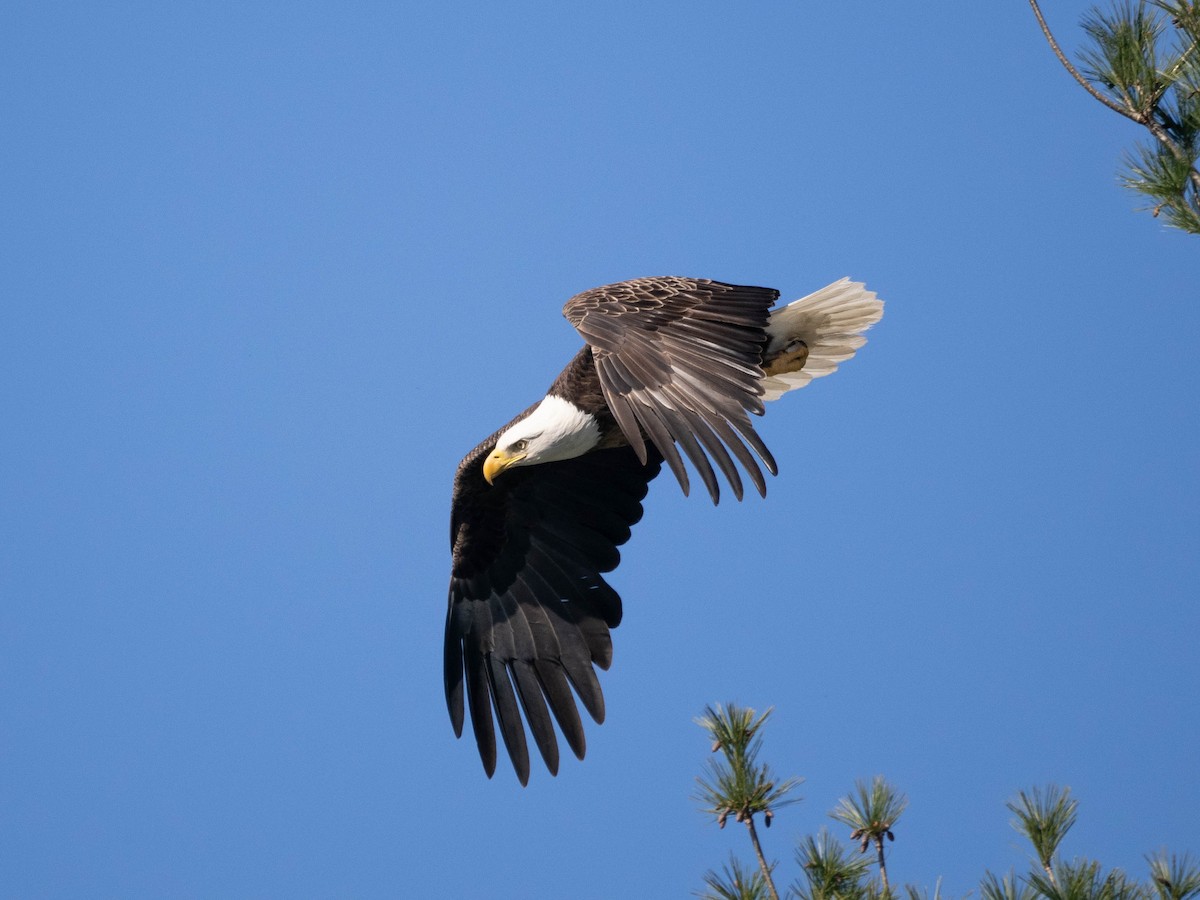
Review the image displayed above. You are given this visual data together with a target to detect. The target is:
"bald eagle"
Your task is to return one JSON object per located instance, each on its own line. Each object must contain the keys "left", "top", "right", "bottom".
{"left": 446, "top": 277, "right": 882, "bottom": 784}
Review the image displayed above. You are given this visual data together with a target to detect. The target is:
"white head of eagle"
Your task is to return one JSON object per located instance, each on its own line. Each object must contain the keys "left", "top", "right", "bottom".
{"left": 483, "top": 395, "right": 601, "bottom": 484}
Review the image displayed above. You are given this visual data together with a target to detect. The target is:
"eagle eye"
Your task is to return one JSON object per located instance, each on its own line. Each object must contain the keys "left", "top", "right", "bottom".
{"left": 511, "top": 438, "right": 529, "bottom": 453}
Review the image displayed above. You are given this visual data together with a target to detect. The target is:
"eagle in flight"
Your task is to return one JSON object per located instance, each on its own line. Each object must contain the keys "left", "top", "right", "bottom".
{"left": 445, "top": 276, "right": 882, "bottom": 784}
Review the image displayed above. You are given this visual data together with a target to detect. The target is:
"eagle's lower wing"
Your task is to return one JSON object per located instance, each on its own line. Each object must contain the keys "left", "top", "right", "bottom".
{"left": 445, "top": 442, "right": 661, "bottom": 785}
{"left": 564, "top": 277, "right": 779, "bottom": 503}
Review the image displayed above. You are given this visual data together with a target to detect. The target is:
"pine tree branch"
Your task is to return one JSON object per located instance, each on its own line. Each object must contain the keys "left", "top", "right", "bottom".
{"left": 875, "top": 833, "right": 891, "bottom": 895}
{"left": 1029, "top": 0, "right": 1200, "bottom": 218}
{"left": 1029, "top": 0, "right": 1150, "bottom": 123}
{"left": 744, "top": 815, "right": 780, "bottom": 900}
{"left": 1042, "top": 859, "right": 1059, "bottom": 889}
{"left": 695, "top": 705, "right": 800, "bottom": 900}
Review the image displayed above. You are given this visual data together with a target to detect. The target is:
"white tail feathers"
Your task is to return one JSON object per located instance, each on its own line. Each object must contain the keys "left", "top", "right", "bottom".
{"left": 760, "top": 277, "right": 883, "bottom": 401}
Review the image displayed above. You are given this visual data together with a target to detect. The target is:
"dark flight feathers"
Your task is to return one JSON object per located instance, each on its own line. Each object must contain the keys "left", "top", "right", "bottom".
{"left": 446, "top": 435, "right": 661, "bottom": 785}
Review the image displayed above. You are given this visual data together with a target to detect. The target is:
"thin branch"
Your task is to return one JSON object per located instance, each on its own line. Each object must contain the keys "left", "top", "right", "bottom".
{"left": 875, "top": 834, "right": 891, "bottom": 895}
{"left": 1042, "top": 859, "right": 1059, "bottom": 889}
{"left": 744, "top": 815, "right": 780, "bottom": 900}
{"left": 1028, "top": 0, "right": 1151, "bottom": 123}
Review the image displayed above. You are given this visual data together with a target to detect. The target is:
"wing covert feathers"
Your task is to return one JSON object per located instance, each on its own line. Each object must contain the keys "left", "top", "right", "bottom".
{"left": 564, "top": 277, "right": 780, "bottom": 504}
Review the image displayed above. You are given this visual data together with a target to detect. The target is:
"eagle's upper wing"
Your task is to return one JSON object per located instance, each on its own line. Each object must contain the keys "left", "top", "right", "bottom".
{"left": 564, "top": 277, "right": 780, "bottom": 503}
{"left": 445, "top": 429, "right": 661, "bottom": 785}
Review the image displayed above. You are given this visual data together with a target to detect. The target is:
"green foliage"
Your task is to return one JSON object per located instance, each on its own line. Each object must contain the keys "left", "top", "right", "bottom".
{"left": 695, "top": 703, "right": 802, "bottom": 830}
{"left": 695, "top": 703, "right": 803, "bottom": 900}
{"left": 1123, "top": 141, "right": 1200, "bottom": 231}
{"left": 697, "top": 855, "right": 773, "bottom": 900}
{"left": 981, "top": 871, "right": 1039, "bottom": 900}
{"left": 693, "top": 703, "right": 1195, "bottom": 900}
{"left": 1007, "top": 785, "right": 1079, "bottom": 875}
{"left": 1077, "top": 2, "right": 1168, "bottom": 107}
{"left": 998, "top": 784, "right": 1163, "bottom": 899}
{"left": 1147, "top": 852, "right": 1200, "bottom": 900}
{"left": 830, "top": 777, "right": 909, "bottom": 854}
{"left": 828, "top": 776, "right": 909, "bottom": 894}
{"left": 1030, "top": 0, "right": 1200, "bottom": 232}
{"left": 902, "top": 880, "right": 948, "bottom": 900}
{"left": 1025, "top": 859, "right": 1144, "bottom": 900}
{"left": 792, "top": 829, "right": 874, "bottom": 900}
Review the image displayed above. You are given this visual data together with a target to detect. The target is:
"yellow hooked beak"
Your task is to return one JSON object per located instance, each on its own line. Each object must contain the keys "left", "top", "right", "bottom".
{"left": 483, "top": 447, "right": 526, "bottom": 485}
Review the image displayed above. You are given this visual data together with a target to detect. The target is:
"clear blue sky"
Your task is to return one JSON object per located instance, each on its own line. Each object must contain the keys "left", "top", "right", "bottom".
{"left": 3, "top": 2, "right": 1197, "bottom": 897}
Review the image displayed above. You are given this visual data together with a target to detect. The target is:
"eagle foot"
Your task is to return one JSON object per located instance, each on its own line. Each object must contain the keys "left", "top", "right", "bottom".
{"left": 763, "top": 340, "right": 809, "bottom": 377}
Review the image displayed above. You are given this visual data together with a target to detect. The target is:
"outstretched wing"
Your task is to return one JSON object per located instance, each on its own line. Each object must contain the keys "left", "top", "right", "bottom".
{"left": 564, "top": 277, "right": 779, "bottom": 503}
{"left": 445, "top": 432, "right": 662, "bottom": 785}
